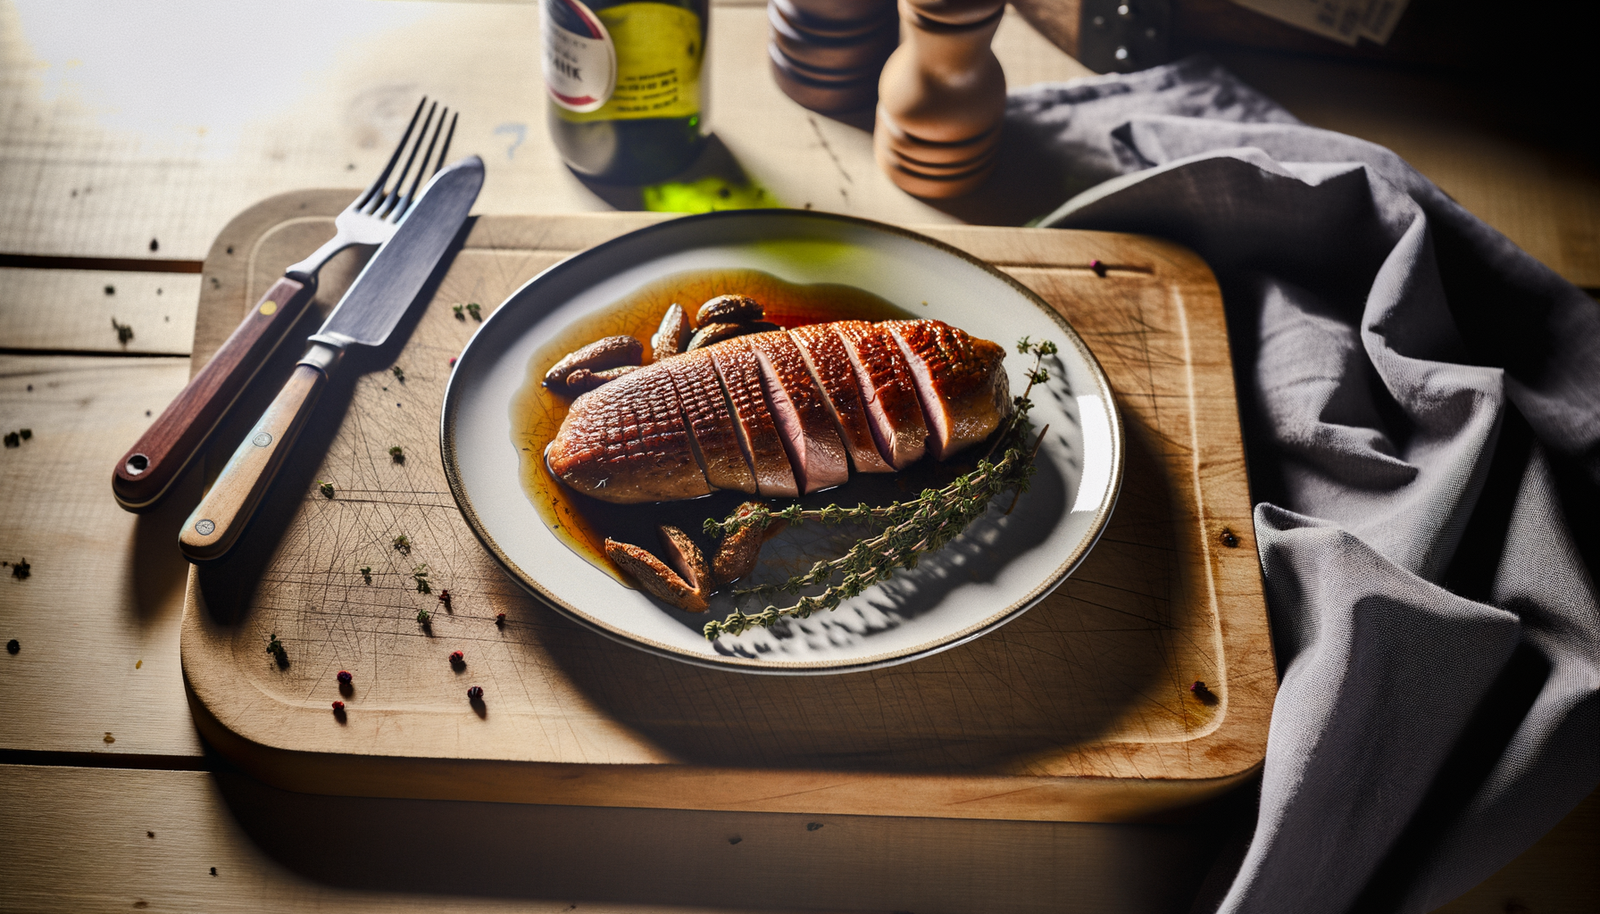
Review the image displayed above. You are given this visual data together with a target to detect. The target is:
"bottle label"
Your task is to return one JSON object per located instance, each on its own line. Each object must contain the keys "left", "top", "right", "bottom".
{"left": 542, "top": 0, "right": 616, "bottom": 113}
{"left": 544, "top": 1, "right": 703, "bottom": 123}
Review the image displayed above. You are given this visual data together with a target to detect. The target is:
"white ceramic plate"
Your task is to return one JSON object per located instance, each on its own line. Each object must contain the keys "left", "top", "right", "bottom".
{"left": 441, "top": 210, "right": 1122, "bottom": 674}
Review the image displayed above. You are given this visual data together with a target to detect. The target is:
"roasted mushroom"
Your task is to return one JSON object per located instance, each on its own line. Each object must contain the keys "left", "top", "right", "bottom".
{"left": 544, "top": 335, "right": 644, "bottom": 391}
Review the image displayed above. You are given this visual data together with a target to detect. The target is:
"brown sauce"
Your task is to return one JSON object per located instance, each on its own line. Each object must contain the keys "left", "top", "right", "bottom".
{"left": 512, "top": 267, "right": 969, "bottom": 587}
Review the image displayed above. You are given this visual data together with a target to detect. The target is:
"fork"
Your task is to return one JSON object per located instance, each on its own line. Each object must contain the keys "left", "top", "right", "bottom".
{"left": 112, "top": 97, "right": 459, "bottom": 512}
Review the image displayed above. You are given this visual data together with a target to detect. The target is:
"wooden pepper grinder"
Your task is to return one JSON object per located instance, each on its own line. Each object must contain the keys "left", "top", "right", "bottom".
{"left": 769, "top": 0, "right": 900, "bottom": 114}
{"left": 874, "top": 0, "right": 1006, "bottom": 197}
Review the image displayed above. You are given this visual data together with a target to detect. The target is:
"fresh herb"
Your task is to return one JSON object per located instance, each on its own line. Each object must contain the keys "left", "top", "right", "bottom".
{"left": 359, "top": 565, "right": 372, "bottom": 584}
{"left": 317, "top": 480, "right": 334, "bottom": 499}
{"left": 452, "top": 303, "right": 465, "bottom": 320}
{"left": 111, "top": 317, "right": 134, "bottom": 344}
{"left": 265, "top": 633, "right": 287, "bottom": 664}
{"left": 701, "top": 338, "right": 1057, "bottom": 640}
{"left": 392, "top": 534, "right": 411, "bottom": 556}
{"left": 412, "top": 563, "right": 431, "bottom": 595}
{"left": 389, "top": 445, "right": 405, "bottom": 464}
{"left": 465, "top": 302, "right": 482, "bottom": 321}
{"left": 10, "top": 558, "right": 29, "bottom": 580}
{"left": 416, "top": 607, "right": 431, "bottom": 625}
{"left": 391, "top": 365, "right": 405, "bottom": 383}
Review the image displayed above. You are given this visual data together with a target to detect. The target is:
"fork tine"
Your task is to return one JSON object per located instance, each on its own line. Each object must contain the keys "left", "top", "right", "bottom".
{"left": 395, "top": 106, "right": 447, "bottom": 220}
{"left": 356, "top": 96, "right": 426, "bottom": 211}
{"left": 374, "top": 101, "right": 437, "bottom": 218}
{"left": 433, "top": 111, "right": 459, "bottom": 176}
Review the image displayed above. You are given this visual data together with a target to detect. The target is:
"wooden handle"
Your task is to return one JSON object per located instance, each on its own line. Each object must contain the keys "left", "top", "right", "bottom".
{"left": 112, "top": 275, "right": 313, "bottom": 512}
{"left": 179, "top": 362, "right": 326, "bottom": 563}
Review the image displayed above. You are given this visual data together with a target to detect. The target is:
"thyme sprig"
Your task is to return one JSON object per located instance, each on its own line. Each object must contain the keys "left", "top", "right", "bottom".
{"left": 701, "top": 337, "right": 1057, "bottom": 640}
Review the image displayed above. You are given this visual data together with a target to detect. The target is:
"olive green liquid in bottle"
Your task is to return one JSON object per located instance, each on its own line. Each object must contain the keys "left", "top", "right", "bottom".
{"left": 541, "top": 0, "right": 709, "bottom": 183}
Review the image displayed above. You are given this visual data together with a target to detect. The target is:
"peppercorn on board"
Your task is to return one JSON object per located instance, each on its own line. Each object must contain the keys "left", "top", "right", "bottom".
{"left": 180, "top": 191, "right": 1274, "bottom": 822}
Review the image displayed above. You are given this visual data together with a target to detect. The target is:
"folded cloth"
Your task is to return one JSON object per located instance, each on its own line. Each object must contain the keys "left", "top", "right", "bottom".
{"left": 1008, "top": 57, "right": 1600, "bottom": 914}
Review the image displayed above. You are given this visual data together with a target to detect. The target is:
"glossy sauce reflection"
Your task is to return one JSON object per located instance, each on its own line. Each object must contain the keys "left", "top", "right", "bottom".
{"left": 511, "top": 268, "right": 917, "bottom": 584}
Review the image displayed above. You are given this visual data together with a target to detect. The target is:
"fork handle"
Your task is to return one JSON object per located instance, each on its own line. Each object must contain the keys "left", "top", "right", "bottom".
{"left": 112, "top": 275, "right": 314, "bottom": 512}
{"left": 179, "top": 361, "right": 327, "bottom": 563}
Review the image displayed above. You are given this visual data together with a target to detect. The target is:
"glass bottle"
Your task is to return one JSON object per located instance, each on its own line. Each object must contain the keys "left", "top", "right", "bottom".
{"left": 541, "top": 0, "right": 709, "bottom": 183}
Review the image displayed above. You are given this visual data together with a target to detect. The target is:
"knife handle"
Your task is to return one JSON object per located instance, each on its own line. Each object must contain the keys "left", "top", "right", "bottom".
{"left": 179, "top": 362, "right": 327, "bottom": 563}
{"left": 112, "top": 275, "right": 315, "bottom": 512}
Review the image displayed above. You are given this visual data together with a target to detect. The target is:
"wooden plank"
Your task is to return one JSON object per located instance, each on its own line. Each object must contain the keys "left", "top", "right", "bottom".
{"left": 0, "top": 355, "right": 206, "bottom": 758}
{"left": 0, "top": 2, "right": 1081, "bottom": 267}
{"left": 179, "top": 202, "right": 1272, "bottom": 821}
{"left": 0, "top": 267, "right": 201, "bottom": 353}
{"left": 0, "top": 764, "right": 1220, "bottom": 914}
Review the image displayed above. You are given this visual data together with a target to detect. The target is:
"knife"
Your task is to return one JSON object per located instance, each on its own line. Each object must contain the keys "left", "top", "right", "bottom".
{"left": 179, "top": 154, "right": 485, "bottom": 563}
{"left": 113, "top": 97, "right": 452, "bottom": 513}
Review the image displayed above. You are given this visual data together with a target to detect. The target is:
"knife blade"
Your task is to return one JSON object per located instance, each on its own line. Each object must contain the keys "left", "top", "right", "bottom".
{"left": 178, "top": 154, "right": 485, "bottom": 563}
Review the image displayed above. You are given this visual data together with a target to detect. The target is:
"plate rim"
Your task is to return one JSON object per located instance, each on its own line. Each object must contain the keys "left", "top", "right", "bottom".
{"left": 439, "top": 208, "right": 1125, "bottom": 675}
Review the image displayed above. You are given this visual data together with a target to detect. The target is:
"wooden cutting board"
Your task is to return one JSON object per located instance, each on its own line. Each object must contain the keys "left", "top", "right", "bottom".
{"left": 180, "top": 191, "right": 1275, "bottom": 822}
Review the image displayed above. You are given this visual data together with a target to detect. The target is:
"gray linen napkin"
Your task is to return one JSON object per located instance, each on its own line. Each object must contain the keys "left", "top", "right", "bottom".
{"left": 1007, "top": 57, "right": 1600, "bottom": 913}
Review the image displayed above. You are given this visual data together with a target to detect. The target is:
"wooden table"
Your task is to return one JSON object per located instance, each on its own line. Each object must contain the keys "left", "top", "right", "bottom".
{"left": 0, "top": 1, "right": 1595, "bottom": 911}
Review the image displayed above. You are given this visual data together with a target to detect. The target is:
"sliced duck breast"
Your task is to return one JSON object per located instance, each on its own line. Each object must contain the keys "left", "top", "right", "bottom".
{"left": 788, "top": 323, "right": 894, "bottom": 474}
{"left": 746, "top": 331, "right": 849, "bottom": 494}
{"left": 545, "top": 366, "right": 712, "bottom": 503}
{"left": 887, "top": 319, "right": 1012, "bottom": 461}
{"left": 707, "top": 341, "right": 800, "bottom": 497}
{"left": 832, "top": 320, "right": 928, "bottom": 470}
{"left": 659, "top": 350, "right": 758, "bottom": 494}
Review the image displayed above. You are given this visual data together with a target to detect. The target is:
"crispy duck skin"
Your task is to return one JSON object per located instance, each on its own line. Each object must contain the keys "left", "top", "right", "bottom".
{"left": 789, "top": 323, "right": 894, "bottom": 474}
{"left": 659, "top": 351, "right": 758, "bottom": 494}
{"left": 887, "top": 320, "right": 1011, "bottom": 460}
{"left": 546, "top": 319, "right": 1008, "bottom": 504}
{"left": 545, "top": 366, "right": 712, "bottom": 503}
{"left": 708, "top": 342, "right": 800, "bottom": 498}
{"left": 832, "top": 320, "right": 929, "bottom": 470}
{"left": 746, "top": 332, "right": 849, "bottom": 494}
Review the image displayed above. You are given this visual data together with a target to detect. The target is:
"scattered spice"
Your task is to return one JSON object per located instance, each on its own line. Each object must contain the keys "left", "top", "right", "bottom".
{"left": 1190, "top": 681, "right": 1217, "bottom": 704}
{"left": 465, "top": 302, "right": 482, "bottom": 321}
{"left": 5, "top": 639, "right": 17, "bottom": 654}
{"left": 727, "top": 835, "right": 742, "bottom": 845}
{"left": 19, "top": 429, "right": 30, "bottom": 440}
{"left": 111, "top": 317, "right": 134, "bottom": 344}
{"left": 359, "top": 565, "right": 372, "bottom": 584}
{"left": 1090, "top": 259, "right": 1107, "bottom": 277}
{"left": 449, "top": 650, "right": 464, "bottom": 666}
{"left": 148, "top": 831, "right": 154, "bottom": 838}
{"left": 104, "top": 284, "right": 115, "bottom": 295}
{"left": 265, "top": 633, "right": 287, "bottom": 664}
{"left": 103, "top": 732, "right": 115, "bottom": 744}
{"left": 466, "top": 685, "right": 484, "bottom": 701}
{"left": 417, "top": 607, "right": 431, "bottom": 626}
{"left": 389, "top": 445, "right": 404, "bottom": 464}
{"left": 332, "top": 700, "right": 345, "bottom": 712}
{"left": 149, "top": 239, "right": 159, "bottom": 252}
{"left": 11, "top": 558, "right": 29, "bottom": 580}
{"left": 337, "top": 670, "right": 353, "bottom": 685}
{"left": 317, "top": 480, "right": 334, "bottom": 499}
{"left": 412, "top": 563, "right": 431, "bottom": 594}
{"left": 210, "top": 868, "right": 217, "bottom": 877}
{"left": 1220, "top": 528, "right": 1240, "bottom": 548}
{"left": 391, "top": 365, "right": 405, "bottom": 383}
{"left": 438, "top": 589, "right": 452, "bottom": 611}
{"left": 806, "top": 822, "right": 824, "bottom": 831}
{"left": 495, "top": 612, "right": 506, "bottom": 627}
{"left": 392, "top": 534, "right": 411, "bottom": 556}
{"left": 3, "top": 432, "right": 18, "bottom": 448}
